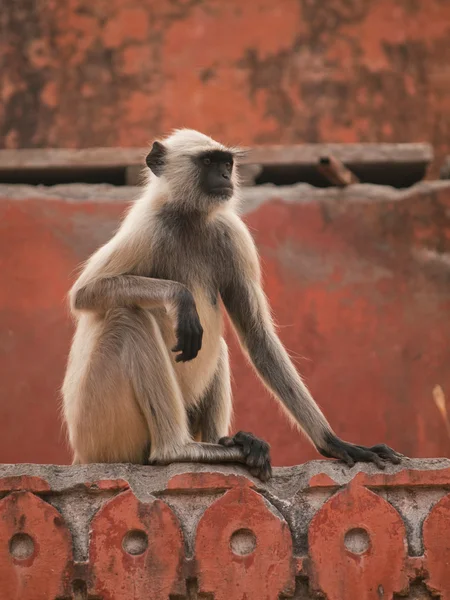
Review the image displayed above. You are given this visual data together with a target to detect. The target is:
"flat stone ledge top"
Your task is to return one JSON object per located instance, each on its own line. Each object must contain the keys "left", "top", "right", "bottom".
{"left": 1, "top": 179, "right": 450, "bottom": 207}
{"left": 1, "top": 457, "right": 449, "bottom": 501}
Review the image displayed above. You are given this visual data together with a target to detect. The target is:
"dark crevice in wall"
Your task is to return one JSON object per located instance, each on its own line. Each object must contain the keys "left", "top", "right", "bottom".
{"left": 0, "top": 167, "right": 128, "bottom": 186}
{"left": 0, "top": 162, "right": 427, "bottom": 188}
{"left": 255, "top": 162, "right": 428, "bottom": 188}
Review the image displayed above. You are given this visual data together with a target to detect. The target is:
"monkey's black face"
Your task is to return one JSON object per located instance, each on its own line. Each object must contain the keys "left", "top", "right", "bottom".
{"left": 196, "top": 151, "right": 234, "bottom": 200}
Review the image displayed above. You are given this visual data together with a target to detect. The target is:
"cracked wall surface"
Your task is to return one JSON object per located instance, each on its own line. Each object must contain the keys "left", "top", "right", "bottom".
{"left": 0, "top": 459, "right": 449, "bottom": 599}
{"left": 1, "top": 0, "right": 450, "bottom": 174}
{"left": 1, "top": 182, "right": 450, "bottom": 465}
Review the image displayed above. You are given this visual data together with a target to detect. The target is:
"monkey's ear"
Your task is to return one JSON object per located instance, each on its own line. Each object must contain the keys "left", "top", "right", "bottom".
{"left": 146, "top": 141, "right": 166, "bottom": 176}
{"left": 231, "top": 147, "right": 249, "bottom": 161}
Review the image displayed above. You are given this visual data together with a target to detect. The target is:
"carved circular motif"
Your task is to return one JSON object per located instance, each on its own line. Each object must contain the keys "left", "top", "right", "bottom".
{"left": 9, "top": 533, "right": 35, "bottom": 560}
{"left": 230, "top": 528, "right": 257, "bottom": 556}
{"left": 344, "top": 528, "right": 370, "bottom": 554}
{"left": 122, "top": 530, "right": 149, "bottom": 556}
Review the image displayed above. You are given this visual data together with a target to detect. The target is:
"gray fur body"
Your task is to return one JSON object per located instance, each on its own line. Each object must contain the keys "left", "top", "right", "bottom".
{"left": 61, "top": 129, "right": 402, "bottom": 480}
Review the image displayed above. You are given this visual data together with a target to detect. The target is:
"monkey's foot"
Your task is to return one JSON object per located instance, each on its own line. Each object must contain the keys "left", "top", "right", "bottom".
{"left": 219, "top": 431, "right": 272, "bottom": 482}
{"left": 318, "top": 433, "right": 404, "bottom": 469}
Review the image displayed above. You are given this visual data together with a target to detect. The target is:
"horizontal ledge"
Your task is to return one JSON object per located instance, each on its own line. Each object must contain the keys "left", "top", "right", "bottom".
{"left": 0, "top": 457, "right": 448, "bottom": 497}
{"left": 244, "top": 143, "right": 433, "bottom": 166}
{"left": 1, "top": 181, "right": 450, "bottom": 206}
{"left": 0, "top": 143, "right": 434, "bottom": 170}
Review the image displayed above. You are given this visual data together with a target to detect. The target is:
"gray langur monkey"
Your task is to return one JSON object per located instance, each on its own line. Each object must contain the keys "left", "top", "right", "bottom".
{"left": 61, "top": 128, "right": 402, "bottom": 481}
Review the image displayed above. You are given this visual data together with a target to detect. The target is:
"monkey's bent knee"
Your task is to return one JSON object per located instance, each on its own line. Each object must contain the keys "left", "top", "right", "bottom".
{"left": 69, "top": 429, "right": 149, "bottom": 465}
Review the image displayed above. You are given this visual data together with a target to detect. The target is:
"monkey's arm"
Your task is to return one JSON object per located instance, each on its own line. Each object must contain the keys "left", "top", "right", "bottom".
{"left": 221, "top": 239, "right": 402, "bottom": 467}
{"left": 72, "top": 275, "right": 186, "bottom": 312}
{"left": 71, "top": 276, "right": 203, "bottom": 362}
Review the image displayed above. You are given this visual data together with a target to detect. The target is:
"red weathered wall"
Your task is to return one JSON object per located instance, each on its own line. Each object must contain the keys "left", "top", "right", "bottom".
{"left": 1, "top": 460, "right": 450, "bottom": 599}
{"left": 1, "top": 182, "right": 450, "bottom": 466}
{"left": 2, "top": 0, "right": 450, "bottom": 173}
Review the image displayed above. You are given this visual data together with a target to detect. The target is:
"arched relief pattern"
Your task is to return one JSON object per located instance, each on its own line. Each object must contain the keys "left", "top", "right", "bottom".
{"left": 0, "top": 490, "right": 73, "bottom": 599}
{"left": 423, "top": 492, "right": 450, "bottom": 600}
{"left": 0, "top": 467, "right": 449, "bottom": 599}
{"left": 88, "top": 489, "right": 186, "bottom": 600}
{"left": 308, "top": 480, "right": 408, "bottom": 599}
{"left": 194, "top": 484, "right": 296, "bottom": 600}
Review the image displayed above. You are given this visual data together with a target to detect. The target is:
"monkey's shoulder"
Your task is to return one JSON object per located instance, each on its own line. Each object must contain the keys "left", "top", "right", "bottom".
{"left": 142, "top": 212, "right": 251, "bottom": 293}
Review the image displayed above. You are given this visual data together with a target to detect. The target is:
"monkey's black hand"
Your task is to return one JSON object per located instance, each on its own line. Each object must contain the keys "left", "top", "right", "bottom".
{"left": 219, "top": 431, "right": 272, "bottom": 482}
{"left": 318, "top": 434, "right": 404, "bottom": 469}
{"left": 172, "top": 294, "right": 203, "bottom": 362}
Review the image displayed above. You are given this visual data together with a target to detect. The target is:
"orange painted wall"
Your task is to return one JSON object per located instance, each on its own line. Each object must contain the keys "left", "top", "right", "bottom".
{"left": 1, "top": 0, "right": 450, "bottom": 465}
{"left": 1, "top": 184, "right": 450, "bottom": 465}
{"left": 1, "top": 0, "right": 450, "bottom": 172}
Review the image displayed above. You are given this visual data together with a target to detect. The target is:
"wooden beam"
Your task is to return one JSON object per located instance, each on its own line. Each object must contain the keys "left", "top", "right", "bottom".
{"left": 240, "top": 143, "right": 433, "bottom": 166}
{"left": 440, "top": 156, "right": 450, "bottom": 180}
{"left": 317, "top": 155, "right": 359, "bottom": 187}
{"left": 0, "top": 143, "right": 433, "bottom": 171}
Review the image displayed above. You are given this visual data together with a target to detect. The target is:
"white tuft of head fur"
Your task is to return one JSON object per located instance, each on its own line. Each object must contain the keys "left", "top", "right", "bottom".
{"left": 163, "top": 128, "right": 227, "bottom": 155}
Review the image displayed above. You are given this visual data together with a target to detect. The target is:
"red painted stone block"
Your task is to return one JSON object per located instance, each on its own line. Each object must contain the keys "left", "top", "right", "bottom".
{"left": 89, "top": 489, "right": 186, "bottom": 600}
{"left": 0, "top": 476, "right": 51, "bottom": 493}
{"left": 309, "top": 466, "right": 450, "bottom": 489}
{"left": 0, "top": 491, "right": 72, "bottom": 600}
{"left": 0, "top": 463, "right": 449, "bottom": 598}
{"left": 195, "top": 485, "right": 295, "bottom": 599}
{"left": 308, "top": 480, "right": 408, "bottom": 599}
{"left": 423, "top": 492, "right": 450, "bottom": 599}
{"left": 167, "top": 471, "right": 255, "bottom": 491}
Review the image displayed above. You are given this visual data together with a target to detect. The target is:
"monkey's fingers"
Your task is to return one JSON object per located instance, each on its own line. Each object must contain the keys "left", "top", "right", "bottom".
{"left": 320, "top": 436, "right": 404, "bottom": 469}
{"left": 261, "top": 460, "right": 273, "bottom": 482}
{"left": 353, "top": 447, "right": 387, "bottom": 469}
{"left": 194, "top": 325, "right": 203, "bottom": 356}
{"left": 320, "top": 444, "right": 355, "bottom": 467}
{"left": 250, "top": 459, "right": 272, "bottom": 483}
{"left": 191, "top": 325, "right": 203, "bottom": 359}
{"left": 233, "top": 431, "right": 254, "bottom": 456}
{"left": 172, "top": 327, "right": 203, "bottom": 362}
{"left": 318, "top": 437, "right": 361, "bottom": 467}
{"left": 365, "top": 444, "right": 404, "bottom": 464}
{"left": 219, "top": 433, "right": 272, "bottom": 482}
{"left": 173, "top": 331, "right": 193, "bottom": 362}
{"left": 218, "top": 436, "right": 235, "bottom": 447}
{"left": 249, "top": 447, "right": 272, "bottom": 481}
{"left": 171, "top": 340, "right": 183, "bottom": 353}
{"left": 189, "top": 329, "right": 202, "bottom": 360}
{"left": 228, "top": 431, "right": 272, "bottom": 479}
{"left": 184, "top": 332, "right": 194, "bottom": 361}
{"left": 246, "top": 441, "right": 271, "bottom": 470}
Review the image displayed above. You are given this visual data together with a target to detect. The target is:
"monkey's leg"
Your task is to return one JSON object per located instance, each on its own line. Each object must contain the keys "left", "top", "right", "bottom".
{"left": 127, "top": 315, "right": 271, "bottom": 481}
{"left": 189, "top": 339, "right": 272, "bottom": 480}
{"left": 66, "top": 316, "right": 150, "bottom": 464}
{"left": 126, "top": 310, "right": 192, "bottom": 460}
{"left": 189, "top": 339, "right": 232, "bottom": 442}
{"left": 151, "top": 441, "right": 272, "bottom": 482}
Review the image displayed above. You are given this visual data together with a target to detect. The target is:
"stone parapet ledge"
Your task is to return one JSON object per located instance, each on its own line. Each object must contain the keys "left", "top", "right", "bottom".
{"left": 1, "top": 458, "right": 450, "bottom": 599}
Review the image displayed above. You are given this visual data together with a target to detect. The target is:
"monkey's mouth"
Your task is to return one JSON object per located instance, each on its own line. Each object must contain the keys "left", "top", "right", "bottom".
{"left": 209, "top": 186, "right": 233, "bottom": 199}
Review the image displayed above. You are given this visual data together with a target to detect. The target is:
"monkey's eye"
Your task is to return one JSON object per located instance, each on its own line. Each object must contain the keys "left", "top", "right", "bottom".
{"left": 203, "top": 157, "right": 211, "bottom": 166}
{"left": 225, "top": 162, "right": 232, "bottom": 170}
